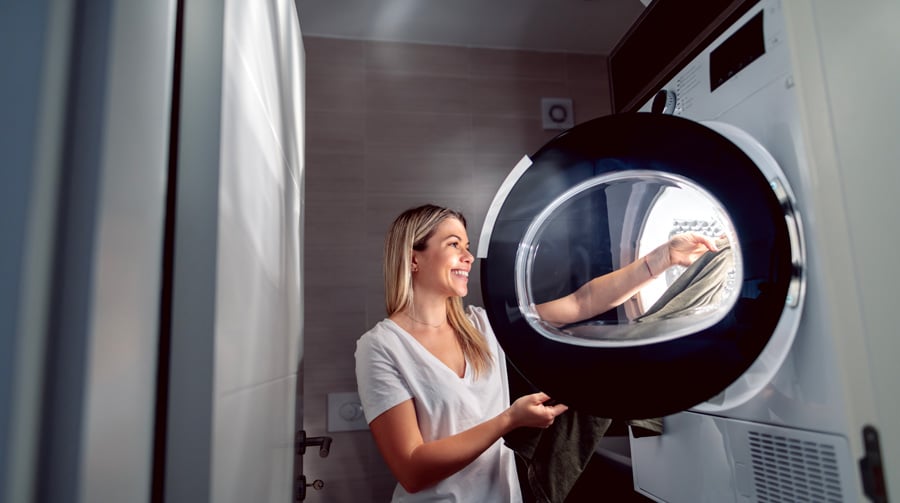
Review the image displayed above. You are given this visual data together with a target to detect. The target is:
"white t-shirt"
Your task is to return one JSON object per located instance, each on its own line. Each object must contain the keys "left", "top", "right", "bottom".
{"left": 355, "top": 305, "right": 522, "bottom": 503}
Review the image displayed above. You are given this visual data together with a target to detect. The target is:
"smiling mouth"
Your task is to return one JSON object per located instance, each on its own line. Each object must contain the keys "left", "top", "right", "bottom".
{"left": 452, "top": 270, "right": 469, "bottom": 278}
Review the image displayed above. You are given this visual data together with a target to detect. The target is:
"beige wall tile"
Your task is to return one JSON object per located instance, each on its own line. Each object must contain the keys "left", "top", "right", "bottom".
{"left": 305, "top": 280, "right": 368, "bottom": 311}
{"left": 365, "top": 150, "right": 475, "bottom": 195}
{"left": 303, "top": 330, "right": 367, "bottom": 379}
{"left": 305, "top": 110, "right": 365, "bottom": 154}
{"left": 366, "top": 73, "right": 471, "bottom": 114}
{"left": 304, "top": 152, "right": 365, "bottom": 203}
{"left": 302, "top": 37, "right": 365, "bottom": 77}
{"left": 568, "top": 79, "right": 613, "bottom": 121}
{"left": 472, "top": 115, "right": 558, "bottom": 157}
{"left": 304, "top": 349, "right": 356, "bottom": 382}
{"left": 306, "top": 73, "right": 365, "bottom": 112}
{"left": 566, "top": 53, "right": 609, "bottom": 82}
{"left": 470, "top": 47, "right": 566, "bottom": 81}
{"left": 304, "top": 246, "right": 367, "bottom": 291}
{"left": 305, "top": 199, "right": 366, "bottom": 248}
{"left": 365, "top": 193, "right": 472, "bottom": 239}
{"left": 364, "top": 285, "right": 387, "bottom": 328}
{"left": 470, "top": 78, "right": 568, "bottom": 118}
{"left": 365, "top": 112, "right": 473, "bottom": 153}
{"left": 367, "top": 40, "right": 471, "bottom": 77}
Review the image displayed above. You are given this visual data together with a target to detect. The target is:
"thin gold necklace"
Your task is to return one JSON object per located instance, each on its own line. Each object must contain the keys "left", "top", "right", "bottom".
{"left": 404, "top": 311, "right": 446, "bottom": 328}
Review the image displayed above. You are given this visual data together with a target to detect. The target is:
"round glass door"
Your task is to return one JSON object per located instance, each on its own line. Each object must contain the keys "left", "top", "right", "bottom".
{"left": 517, "top": 170, "right": 740, "bottom": 347}
{"left": 479, "top": 113, "right": 803, "bottom": 419}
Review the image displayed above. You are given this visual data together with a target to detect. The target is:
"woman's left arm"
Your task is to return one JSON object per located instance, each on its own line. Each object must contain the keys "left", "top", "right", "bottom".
{"left": 536, "top": 233, "right": 717, "bottom": 325}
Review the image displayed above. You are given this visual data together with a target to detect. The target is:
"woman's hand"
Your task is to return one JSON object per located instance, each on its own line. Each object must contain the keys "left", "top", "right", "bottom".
{"left": 644, "top": 233, "right": 718, "bottom": 278}
{"left": 667, "top": 233, "right": 719, "bottom": 267}
{"left": 506, "top": 392, "right": 568, "bottom": 429}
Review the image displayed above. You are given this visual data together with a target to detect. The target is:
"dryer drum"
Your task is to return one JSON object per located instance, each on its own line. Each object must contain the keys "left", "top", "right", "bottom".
{"left": 480, "top": 113, "right": 794, "bottom": 420}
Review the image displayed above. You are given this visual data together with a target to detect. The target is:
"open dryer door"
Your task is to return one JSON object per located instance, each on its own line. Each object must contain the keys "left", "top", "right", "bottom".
{"left": 479, "top": 113, "right": 804, "bottom": 420}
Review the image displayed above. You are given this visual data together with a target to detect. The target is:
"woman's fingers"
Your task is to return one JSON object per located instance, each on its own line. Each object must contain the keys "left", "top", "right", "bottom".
{"left": 531, "top": 391, "right": 550, "bottom": 404}
{"left": 539, "top": 402, "right": 568, "bottom": 427}
{"left": 534, "top": 393, "right": 568, "bottom": 424}
{"left": 696, "top": 233, "right": 718, "bottom": 252}
{"left": 510, "top": 392, "right": 569, "bottom": 428}
{"left": 547, "top": 403, "right": 569, "bottom": 416}
{"left": 669, "top": 233, "right": 719, "bottom": 266}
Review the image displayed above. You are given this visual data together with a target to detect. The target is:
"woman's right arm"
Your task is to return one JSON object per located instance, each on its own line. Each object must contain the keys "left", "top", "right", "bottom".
{"left": 368, "top": 392, "right": 567, "bottom": 494}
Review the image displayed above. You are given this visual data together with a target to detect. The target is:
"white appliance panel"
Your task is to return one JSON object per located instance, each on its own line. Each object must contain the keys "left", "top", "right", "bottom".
{"left": 631, "top": 1, "right": 873, "bottom": 501}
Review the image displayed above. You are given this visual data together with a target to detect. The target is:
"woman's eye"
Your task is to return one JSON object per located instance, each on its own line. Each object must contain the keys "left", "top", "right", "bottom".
{"left": 450, "top": 242, "right": 459, "bottom": 248}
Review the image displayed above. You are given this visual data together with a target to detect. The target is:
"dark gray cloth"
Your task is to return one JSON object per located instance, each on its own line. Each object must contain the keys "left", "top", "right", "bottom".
{"left": 505, "top": 410, "right": 612, "bottom": 503}
{"left": 504, "top": 414, "right": 664, "bottom": 502}
{"left": 504, "top": 363, "right": 663, "bottom": 502}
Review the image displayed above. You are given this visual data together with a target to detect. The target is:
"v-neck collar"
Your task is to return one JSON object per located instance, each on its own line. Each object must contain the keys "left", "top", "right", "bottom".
{"left": 385, "top": 318, "right": 469, "bottom": 380}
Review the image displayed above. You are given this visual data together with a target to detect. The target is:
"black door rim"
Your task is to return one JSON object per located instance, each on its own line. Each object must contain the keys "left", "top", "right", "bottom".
{"left": 480, "top": 113, "right": 795, "bottom": 419}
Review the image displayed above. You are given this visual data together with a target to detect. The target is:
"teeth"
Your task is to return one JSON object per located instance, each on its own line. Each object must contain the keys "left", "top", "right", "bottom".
{"left": 453, "top": 270, "right": 469, "bottom": 277}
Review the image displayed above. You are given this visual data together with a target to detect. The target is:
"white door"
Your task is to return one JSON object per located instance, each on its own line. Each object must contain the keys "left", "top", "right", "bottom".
{"left": 165, "top": 1, "right": 307, "bottom": 502}
{"left": 210, "top": 1, "right": 307, "bottom": 500}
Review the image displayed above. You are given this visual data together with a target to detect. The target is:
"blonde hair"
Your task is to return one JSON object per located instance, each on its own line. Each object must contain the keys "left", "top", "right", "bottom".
{"left": 383, "top": 204, "right": 493, "bottom": 378}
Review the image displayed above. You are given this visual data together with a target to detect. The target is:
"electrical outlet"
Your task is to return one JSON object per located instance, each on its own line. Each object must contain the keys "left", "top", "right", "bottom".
{"left": 327, "top": 392, "right": 368, "bottom": 432}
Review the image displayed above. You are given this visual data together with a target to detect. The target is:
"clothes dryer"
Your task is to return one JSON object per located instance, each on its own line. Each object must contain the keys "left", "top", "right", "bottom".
{"left": 477, "top": 0, "right": 880, "bottom": 500}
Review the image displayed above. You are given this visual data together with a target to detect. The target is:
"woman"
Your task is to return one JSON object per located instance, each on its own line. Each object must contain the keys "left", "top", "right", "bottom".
{"left": 355, "top": 204, "right": 716, "bottom": 501}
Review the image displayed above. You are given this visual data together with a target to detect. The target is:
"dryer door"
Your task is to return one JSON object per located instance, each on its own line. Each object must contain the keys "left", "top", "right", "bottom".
{"left": 479, "top": 113, "right": 804, "bottom": 419}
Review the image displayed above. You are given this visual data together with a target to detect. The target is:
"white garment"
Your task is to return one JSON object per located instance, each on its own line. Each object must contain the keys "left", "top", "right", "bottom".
{"left": 355, "top": 306, "right": 522, "bottom": 503}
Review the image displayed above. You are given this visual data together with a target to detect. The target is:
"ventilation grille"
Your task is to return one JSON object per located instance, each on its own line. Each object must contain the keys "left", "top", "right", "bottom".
{"left": 748, "top": 430, "right": 844, "bottom": 502}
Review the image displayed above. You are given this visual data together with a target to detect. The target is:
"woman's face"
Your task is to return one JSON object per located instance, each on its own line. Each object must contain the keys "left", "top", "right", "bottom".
{"left": 412, "top": 217, "right": 474, "bottom": 298}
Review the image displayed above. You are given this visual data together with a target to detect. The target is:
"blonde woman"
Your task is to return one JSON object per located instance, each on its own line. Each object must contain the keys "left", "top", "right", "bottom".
{"left": 355, "top": 204, "right": 715, "bottom": 501}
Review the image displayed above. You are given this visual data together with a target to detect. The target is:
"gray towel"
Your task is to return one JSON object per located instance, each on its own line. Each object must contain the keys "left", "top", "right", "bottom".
{"left": 637, "top": 244, "right": 734, "bottom": 322}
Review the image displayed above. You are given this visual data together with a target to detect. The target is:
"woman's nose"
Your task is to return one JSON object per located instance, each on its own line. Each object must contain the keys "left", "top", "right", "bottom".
{"left": 462, "top": 248, "right": 474, "bottom": 263}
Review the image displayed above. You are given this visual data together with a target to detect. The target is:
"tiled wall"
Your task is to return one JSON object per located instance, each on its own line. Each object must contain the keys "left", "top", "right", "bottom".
{"left": 302, "top": 36, "right": 610, "bottom": 501}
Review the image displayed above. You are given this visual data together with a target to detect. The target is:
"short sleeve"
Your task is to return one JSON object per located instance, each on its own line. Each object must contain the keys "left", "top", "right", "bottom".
{"left": 355, "top": 332, "right": 414, "bottom": 424}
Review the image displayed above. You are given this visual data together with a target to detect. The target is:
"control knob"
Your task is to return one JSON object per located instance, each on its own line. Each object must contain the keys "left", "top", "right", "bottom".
{"left": 651, "top": 89, "right": 677, "bottom": 115}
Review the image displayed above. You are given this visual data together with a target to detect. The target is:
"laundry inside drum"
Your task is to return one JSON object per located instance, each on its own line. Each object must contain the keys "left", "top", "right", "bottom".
{"left": 516, "top": 170, "right": 742, "bottom": 347}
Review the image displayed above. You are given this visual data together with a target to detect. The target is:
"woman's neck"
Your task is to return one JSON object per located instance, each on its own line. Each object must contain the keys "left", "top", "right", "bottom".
{"left": 399, "top": 294, "right": 449, "bottom": 328}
